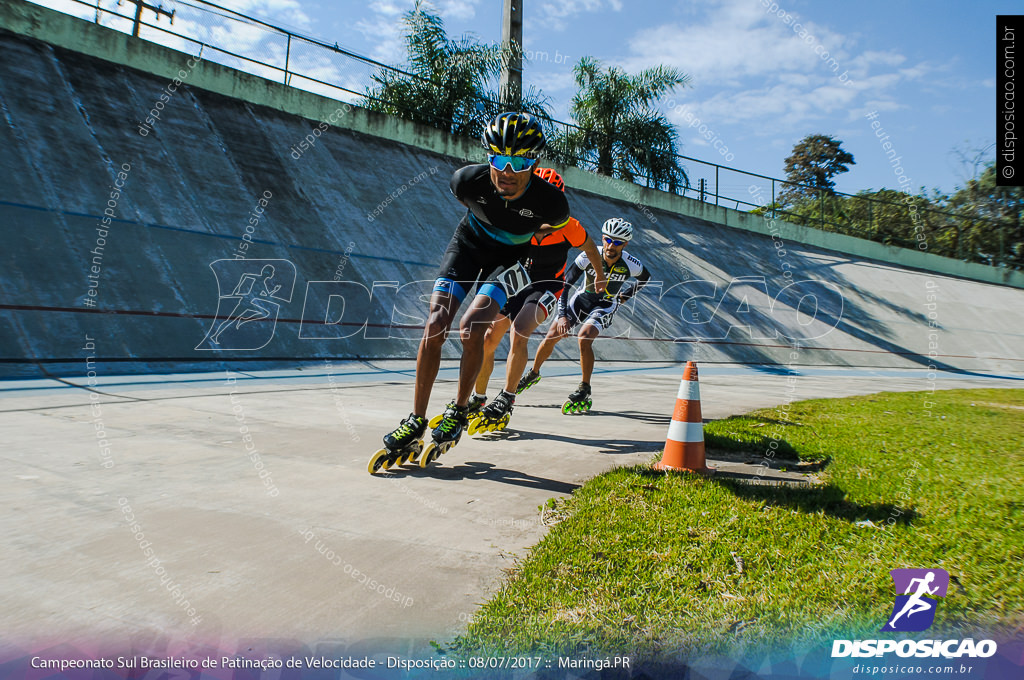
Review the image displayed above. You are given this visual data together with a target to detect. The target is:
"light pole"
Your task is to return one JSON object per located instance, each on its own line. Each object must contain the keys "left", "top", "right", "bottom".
{"left": 499, "top": 0, "right": 523, "bottom": 110}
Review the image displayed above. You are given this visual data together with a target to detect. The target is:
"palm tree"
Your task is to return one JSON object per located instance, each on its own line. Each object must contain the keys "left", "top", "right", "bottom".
{"left": 362, "top": 2, "right": 547, "bottom": 140}
{"left": 551, "top": 57, "right": 690, "bottom": 192}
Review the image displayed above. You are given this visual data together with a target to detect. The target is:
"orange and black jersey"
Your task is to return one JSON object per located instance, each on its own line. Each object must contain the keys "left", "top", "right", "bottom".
{"left": 526, "top": 217, "right": 589, "bottom": 281}
{"left": 450, "top": 164, "right": 571, "bottom": 246}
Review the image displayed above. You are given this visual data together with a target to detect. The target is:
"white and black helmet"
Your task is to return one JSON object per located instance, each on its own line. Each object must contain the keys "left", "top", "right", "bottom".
{"left": 601, "top": 217, "right": 633, "bottom": 241}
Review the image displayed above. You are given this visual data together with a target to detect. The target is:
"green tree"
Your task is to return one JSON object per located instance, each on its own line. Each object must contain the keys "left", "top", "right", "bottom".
{"left": 941, "top": 162, "right": 1024, "bottom": 266}
{"left": 779, "top": 134, "right": 855, "bottom": 206}
{"left": 551, "top": 57, "right": 690, "bottom": 191}
{"left": 362, "top": 2, "right": 547, "bottom": 139}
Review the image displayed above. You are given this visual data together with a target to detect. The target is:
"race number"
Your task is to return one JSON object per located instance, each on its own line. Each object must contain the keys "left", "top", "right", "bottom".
{"left": 537, "top": 290, "right": 558, "bottom": 316}
{"left": 496, "top": 262, "right": 531, "bottom": 297}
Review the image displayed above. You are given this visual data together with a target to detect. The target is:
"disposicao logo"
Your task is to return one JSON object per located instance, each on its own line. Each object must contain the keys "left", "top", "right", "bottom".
{"left": 882, "top": 568, "right": 948, "bottom": 632}
{"left": 831, "top": 568, "right": 997, "bottom": 659}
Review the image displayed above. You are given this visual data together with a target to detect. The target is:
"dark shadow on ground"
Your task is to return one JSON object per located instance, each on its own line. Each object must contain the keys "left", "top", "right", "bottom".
{"left": 382, "top": 460, "right": 580, "bottom": 494}
{"left": 633, "top": 467, "right": 919, "bottom": 525}
{"left": 706, "top": 448, "right": 832, "bottom": 473}
{"left": 475, "top": 428, "right": 658, "bottom": 456}
{"left": 704, "top": 432, "right": 803, "bottom": 460}
{"left": 517, "top": 403, "right": 673, "bottom": 426}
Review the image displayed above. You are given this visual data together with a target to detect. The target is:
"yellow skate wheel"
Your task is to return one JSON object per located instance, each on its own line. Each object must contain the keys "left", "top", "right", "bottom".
{"left": 428, "top": 413, "right": 444, "bottom": 429}
{"left": 466, "top": 418, "right": 481, "bottom": 436}
{"left": 561, "top": 401, "right": 573, "bottom": 415}
{"left": 368, "top": 448, "right": 393, "bottom": 475}
{"left": 404, "top": 439, "right": 424, "bottom": 464}
{"left": 420, "top": 442, "right": 439, "bottom": 468}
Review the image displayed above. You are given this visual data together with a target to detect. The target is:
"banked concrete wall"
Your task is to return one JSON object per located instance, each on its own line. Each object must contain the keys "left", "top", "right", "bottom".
{"left": 1, "top": 1, "right": 1022, "bottom": 379}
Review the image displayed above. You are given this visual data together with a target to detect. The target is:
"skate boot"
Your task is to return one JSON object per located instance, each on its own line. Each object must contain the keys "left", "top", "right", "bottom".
{"left": 428, "top": 399, "right": 456, "bottom": 429}
{"left": 467, "top": 393, "right": 487, "bottom": 416}
{"left": 368, "top": 413, "right": 428, "bottom": 473}
{"left": 516, "top": 369, "right": 542, "bottom": 394}
{"left": 430, "top": 395, "right": 484, "bottom": 429}
{"left": 561, "top": 381, "right": 592, "bottom": 415}
{"left": 468, "top": 390, "right": 514, "bottom": 435}
{"left": 420, "top": 403, "right": 469, "bottom": 467}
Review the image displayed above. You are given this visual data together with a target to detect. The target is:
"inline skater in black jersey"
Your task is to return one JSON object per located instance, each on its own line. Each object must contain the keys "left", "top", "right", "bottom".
{"left": 518, "top": 217, "right": 652, "bottom": 414}
{"left": 468, "top": 167, "right": 606, "bottom": 434}
{"left": 369, "top": 112, "right": 571, "bottom": 473}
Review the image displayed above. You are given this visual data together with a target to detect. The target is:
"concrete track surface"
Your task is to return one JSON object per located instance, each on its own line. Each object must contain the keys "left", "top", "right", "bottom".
{"left": 1, "top": 2, "right": 1022, "bottom": 668}
{"left": 2, "top": 361, "right": 1020, "bottom": 655}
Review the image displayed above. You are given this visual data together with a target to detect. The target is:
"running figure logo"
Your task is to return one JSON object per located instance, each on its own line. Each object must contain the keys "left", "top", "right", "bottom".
{"left": 196, "top": 259, "right": 296, "bottom": 350}
{"left": 881, "top": 568, "right": 949, "bottom": 632}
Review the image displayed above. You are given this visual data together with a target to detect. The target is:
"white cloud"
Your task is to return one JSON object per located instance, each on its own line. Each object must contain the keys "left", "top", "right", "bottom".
{"left": 623, "top": 1, "right": 855, "bottom": 85}
{"left": 609, "top": 0, "right": 937, "bottom": 148}
{"left": 535, "top": 0, "right": 622, "bottom": 31}
{"left": 216, "top": 0, "right": 315, "bottom": 32}
{"left": 356, "top": 0, "right": 482, "bottom": 65}
{"left": 435, "top": 0, "right": 481, "bottom": 22}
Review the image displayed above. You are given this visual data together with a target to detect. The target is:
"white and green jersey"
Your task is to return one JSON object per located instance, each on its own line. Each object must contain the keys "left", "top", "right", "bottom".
{"left": 570, "top": 250, "right": 648, "bottom": 299}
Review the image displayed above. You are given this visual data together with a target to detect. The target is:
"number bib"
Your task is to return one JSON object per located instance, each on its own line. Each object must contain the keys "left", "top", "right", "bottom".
{"left": 495, "top": 262, "right": 531, "bottom": 297}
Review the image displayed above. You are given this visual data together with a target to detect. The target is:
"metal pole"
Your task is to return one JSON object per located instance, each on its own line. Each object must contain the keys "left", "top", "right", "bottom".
{"left": 133, "top": 2, "right": 144, "bottom": 37}
{"left": 125, "top": 1, "right": 173, "bottom": 39}
{"left": 715, "top": 165, "right": 719, "bottom": 206}
{"left": 499, "top": 0, "right": 523, "bottom": 110}
{"left": 820, "top": 189, "right": 824, "bottom": 230}
{"left": 771, "top": 178, "right": 775, "bottom": 217}
{"left": 285, "top": 34, "right": 291, "bottom": 85}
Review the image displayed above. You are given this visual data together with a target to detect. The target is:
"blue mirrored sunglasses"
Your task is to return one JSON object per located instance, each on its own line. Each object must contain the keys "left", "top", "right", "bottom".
{"left": 603, "top": 237, "right": 627, "bottom": 247}
{"left": 488, "top": 154, "right": 538, "bottom": 173}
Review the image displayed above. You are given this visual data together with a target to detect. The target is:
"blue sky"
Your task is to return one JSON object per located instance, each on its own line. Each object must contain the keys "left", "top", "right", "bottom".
{"left": 39, "top": 0, "right": 1016, "bottom": 199}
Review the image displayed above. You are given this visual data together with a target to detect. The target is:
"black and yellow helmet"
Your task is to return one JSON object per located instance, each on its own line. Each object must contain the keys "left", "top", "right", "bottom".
{"left": 481, "top": 112, "right": 546, "bottom": 158}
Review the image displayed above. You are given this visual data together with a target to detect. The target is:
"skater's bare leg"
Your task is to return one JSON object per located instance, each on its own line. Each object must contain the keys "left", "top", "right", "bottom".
{"left": 504, "top": 301, "right": 546, "bottom": 393}
{"left": 414, "top": 291, "right": 459, "bottom": 416}
{"left": 457, "top": 295, "right": 501, "bottom": 406}
{"left": 531, "top": 317, "right": 571, "bottom": 373}
{"left": 476, "top": 314, "right": 512, "bottom": 395}
{"left": 578, "top": 322, "right": 601, "bottom": 384}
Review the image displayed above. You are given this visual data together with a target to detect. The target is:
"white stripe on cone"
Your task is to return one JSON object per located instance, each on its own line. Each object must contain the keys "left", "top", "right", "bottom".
{"left": 676, "top": 380, "right": 700, "bottom": 401}
{"left": 667, "top": 420, "right": 704, "bottom": 443}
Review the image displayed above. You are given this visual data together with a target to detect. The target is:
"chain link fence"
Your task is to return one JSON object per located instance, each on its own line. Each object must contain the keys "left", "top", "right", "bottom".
{"left": 29, "top": 0, "right": 1022, "bottom": 268}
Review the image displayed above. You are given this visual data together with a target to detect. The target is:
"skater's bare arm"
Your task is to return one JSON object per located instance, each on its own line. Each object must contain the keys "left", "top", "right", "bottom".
{"left": 533, "top": 222, "right": 564, "bottom": 237}
{"left": 550, "top": 315, "right": 571, "bottom": 337}
{"left": 581, "top": 237, "right": 607, "bottom": 294}
{"left": 557, "top": 262, "right": 584, "bottom": 319}
{"left": 618, "top": 266, "right": 651, "bottom": 303}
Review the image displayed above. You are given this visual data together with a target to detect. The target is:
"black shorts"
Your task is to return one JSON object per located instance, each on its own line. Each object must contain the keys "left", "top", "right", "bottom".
{"left": 501, "top": 278, "right": 563, "bottom": 320}
{"left": 564, "top": 289, "right": 617, "bottom": 331}
{"left": 433, "top": 222, "right": 531, "bottom": 305}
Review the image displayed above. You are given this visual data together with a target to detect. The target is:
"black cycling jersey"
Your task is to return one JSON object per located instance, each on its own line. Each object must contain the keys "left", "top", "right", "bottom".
{"left": 450, "top": 164, "right": 571, "bottom": 246}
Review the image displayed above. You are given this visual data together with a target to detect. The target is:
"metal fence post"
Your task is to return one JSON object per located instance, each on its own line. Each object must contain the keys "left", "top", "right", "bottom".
{"left": 284, "top": 34, "right": 291, "bottom": 85}
{"left": 715, "top": 165, "right": 719, "bottom": 206}
{"left": 820, "top": 189, "right": 825, "bottom": 230}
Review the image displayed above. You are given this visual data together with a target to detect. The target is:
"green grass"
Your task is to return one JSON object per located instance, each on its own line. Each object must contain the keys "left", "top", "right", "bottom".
{"left": 452, "top": 389, "right": 1024, "bottom": 658}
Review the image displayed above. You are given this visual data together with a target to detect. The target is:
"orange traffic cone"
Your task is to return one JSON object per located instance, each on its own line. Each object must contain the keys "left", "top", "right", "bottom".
{"left": 655, "top": 361, "right": 713, "bottom": 474}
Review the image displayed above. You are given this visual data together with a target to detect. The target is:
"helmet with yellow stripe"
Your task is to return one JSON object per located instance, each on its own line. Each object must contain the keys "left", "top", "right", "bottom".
{"left": 481, "top": 112, "right": 546, "bottom": 158}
